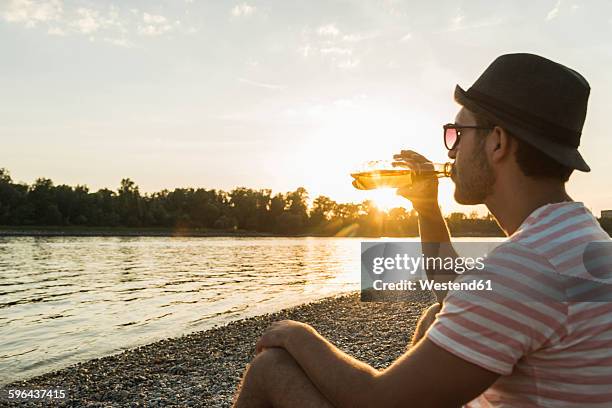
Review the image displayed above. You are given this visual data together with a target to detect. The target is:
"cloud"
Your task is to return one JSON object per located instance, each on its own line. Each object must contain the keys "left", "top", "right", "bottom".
{"left": 104, "top": 37, "right": 133, "bottom": 48}
{"left": 2, "top": 2, "right": 176, "bottom": 42}
{"left": 317, "top": 24, "right": 340, "bottom": 36}
{"left": 299, "top": 25, "right": 366, "bottom": 69}
{"left": 143, "top": 12, "right": 166, "bottom": 24}
{"left": 300, "top": 44, "right": 312, "bottom": 57}
{"left": 138, "top": 24, "right": 172, "bottom": 36}
{"left": 72, "top": 8, "right": 99, "bottom": 34}
{"left": 1, "top": 0, "right": 63, "bottom": 27}
{"left": 342, "top": 32, "right": 379, "bottom": 42}
{"left": 400, "top": 33, "right": 412, "bottom": 42}
{"left": 445, "top": 14, "right": 503, "bottom": 32}
{"left": 232, "top": 3, "right": 255, "bottom": 17}
{"left": 138, "top": 12, "right": 173, "bottom": 36}
{"left": 238, "top": 77, "right": 285, "bottom": 90}
{"left": 70, "top": 6, "right": 122, "bottom": 35}
{"left": 450, "top": 12, "right": 465, "bottom": 31}
{"left": 47, "top": 26, "right": 65, "bottom": 36}
{"left": 320, "top": 47, "right": 352, "bottom": 55}
{"left": 337, "top": 59, "right": 359, "bottom": 70}
{"left": 546, "top": 0, "right": 561, "bottom": 21}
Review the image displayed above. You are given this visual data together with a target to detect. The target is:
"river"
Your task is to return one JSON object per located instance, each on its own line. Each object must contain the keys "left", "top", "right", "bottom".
{"left": 0, "top": 236, "right": 501, "bottom": 385}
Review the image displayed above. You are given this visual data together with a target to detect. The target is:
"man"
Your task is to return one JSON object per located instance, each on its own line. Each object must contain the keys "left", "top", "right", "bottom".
{"left": 233, "top": 54, "right": 612, "bottom": 407}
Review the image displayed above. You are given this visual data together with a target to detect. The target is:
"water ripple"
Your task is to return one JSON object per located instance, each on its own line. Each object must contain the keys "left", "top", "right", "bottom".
{"left": 0, "top": 236, "right": 368, "bottom": 385}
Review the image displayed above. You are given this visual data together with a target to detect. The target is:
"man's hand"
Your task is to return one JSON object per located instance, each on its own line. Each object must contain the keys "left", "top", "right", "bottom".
{"left": 411, "top": 302, "right": 442, "bottom": 347}
{"left": 255, "top": 320, "right": 312, "bottom": 354}
{"left": 392, "top": 150, "right": 440, "bottom": 214}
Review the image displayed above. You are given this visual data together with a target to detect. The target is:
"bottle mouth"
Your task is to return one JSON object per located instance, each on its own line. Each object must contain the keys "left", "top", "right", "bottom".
{"left": 441, "top": 162, "right": 453, "bottom": 177}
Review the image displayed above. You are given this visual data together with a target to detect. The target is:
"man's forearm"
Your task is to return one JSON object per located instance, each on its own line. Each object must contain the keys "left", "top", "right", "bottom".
{"left": 286, "top": 326, "right": 379, "bottom": 408}
{"left": 417, "top": 205, "right": 459, "bottom": 302}
{"left": 417, "top": 205, "right": 451, "bottom": 243}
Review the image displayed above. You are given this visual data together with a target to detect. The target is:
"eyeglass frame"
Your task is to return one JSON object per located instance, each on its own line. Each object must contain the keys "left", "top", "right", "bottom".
{"left": 443, "top": 123, "right": 494, "bottom": 150}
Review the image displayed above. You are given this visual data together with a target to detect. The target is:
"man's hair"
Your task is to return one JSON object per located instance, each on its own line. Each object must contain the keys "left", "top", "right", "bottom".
{"left": 472, "top": 112, "right": 574, "bottom": 182}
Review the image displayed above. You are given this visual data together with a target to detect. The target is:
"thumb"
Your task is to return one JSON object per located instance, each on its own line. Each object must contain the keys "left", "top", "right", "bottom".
{"left": 397, "top": 186, "right": 413, "bottom": 197}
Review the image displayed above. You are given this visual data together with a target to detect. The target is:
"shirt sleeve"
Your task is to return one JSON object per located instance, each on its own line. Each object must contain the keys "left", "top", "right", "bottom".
{"left": 426, "top": 242, "right": 568, "bottom": 375}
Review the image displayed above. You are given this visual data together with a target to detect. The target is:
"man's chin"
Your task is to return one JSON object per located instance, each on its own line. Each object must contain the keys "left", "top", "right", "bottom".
{"left": 453, "top": 188, "right": 484, "bottom": 205}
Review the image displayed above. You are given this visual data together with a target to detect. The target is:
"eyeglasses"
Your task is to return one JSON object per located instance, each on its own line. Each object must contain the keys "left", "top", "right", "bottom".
{"left": 443, "top": 123, "right": 494, "bottom": 150}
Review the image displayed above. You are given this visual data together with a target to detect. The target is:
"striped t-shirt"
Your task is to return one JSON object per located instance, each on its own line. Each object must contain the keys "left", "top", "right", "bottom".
{"left": 427, "top": 201, "right": 612, "bottom": 407}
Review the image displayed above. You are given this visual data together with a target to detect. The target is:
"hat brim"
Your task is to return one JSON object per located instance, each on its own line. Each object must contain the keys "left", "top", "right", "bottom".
{"left": 454, "top": 85, "right": 590, "bottom": 172}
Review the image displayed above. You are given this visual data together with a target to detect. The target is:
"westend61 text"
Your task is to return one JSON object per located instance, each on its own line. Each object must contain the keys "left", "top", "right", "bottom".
{"left": 373, "top": 279, "right": 493, "bottom": 291}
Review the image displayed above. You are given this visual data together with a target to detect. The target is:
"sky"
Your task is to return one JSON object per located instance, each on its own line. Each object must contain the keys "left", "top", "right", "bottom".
{"left": 1, "top": 0, "right": 611, "bottom": 216}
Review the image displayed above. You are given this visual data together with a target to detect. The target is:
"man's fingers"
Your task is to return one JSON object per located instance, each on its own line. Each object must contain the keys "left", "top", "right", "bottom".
{"left": 394, "top": 155, "right": 429, "bottom": 165}
{"left": 392, "top": 157, "right": 423, "bottom": 167}
{"left": 400, "top": 149, "right": 426, "bottom": 158}
{"left": 397, "top": 150, "right": 429, "bottom": 162}
{"left": 396, "top": 186, "right": 413, "bottom": 197}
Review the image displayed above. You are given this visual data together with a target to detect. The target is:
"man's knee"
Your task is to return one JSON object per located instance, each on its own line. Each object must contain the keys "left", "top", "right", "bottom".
{"left": 247, "top": 348, "right": 295, "bottom": 379}
{"left": 238, "top": 348, "right": 333, "bottom": 408}
{"left": 252, "top": 348, "right": 293, "bottom": 367}
{"left": 235, "top": 349, "right": 293, "bottom": 403}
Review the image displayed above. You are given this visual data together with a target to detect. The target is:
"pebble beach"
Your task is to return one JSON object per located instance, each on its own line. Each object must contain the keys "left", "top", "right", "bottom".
{"left": 4, "top": 291, "right": 434, "bottom": 407}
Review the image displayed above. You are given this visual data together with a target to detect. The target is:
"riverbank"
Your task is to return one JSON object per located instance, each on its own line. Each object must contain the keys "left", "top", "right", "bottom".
{"left": 0, "top": 226, "right": 506, "bottom": 238}
{"left": 4, "top": 291, "right": 434, "bottom": 407}
{"left": 0, "top": 226, "right": 275, "bottom": 237}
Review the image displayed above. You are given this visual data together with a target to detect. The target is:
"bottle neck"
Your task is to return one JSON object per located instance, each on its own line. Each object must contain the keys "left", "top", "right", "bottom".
{"left": 414, "top": 162, "right": 452, "bottom": 177}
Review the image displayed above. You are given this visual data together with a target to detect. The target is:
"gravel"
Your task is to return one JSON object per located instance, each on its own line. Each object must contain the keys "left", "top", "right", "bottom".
{"left": 3, "top": 291, "right": 434, "bottom": 407}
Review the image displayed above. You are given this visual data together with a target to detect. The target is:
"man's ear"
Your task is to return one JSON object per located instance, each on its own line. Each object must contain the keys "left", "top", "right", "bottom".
{"left": 488, "top": 126, "right": 512, "bottom": 163}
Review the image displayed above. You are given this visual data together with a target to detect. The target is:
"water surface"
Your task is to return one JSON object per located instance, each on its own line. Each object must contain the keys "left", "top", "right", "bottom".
{"left": 0, "top": 236, "right": 500, "bottom": 385}
{"left": 0, "top": 236, "right": 365, "bottom": 384}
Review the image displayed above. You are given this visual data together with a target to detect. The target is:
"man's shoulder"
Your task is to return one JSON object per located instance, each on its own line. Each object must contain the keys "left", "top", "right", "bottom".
{"left": 479, "top": 202, "right": 612, "bottom": 298}
{"left": 506, "top": 201, "right": 609, "bottom": 254}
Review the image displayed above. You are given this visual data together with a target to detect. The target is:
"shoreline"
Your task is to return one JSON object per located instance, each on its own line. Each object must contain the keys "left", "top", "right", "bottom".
{"left": 0, "top": 227, "right": 505, "bottom": 238}
{"left": 4, "top": 291, "right": 434, "bottom": 407}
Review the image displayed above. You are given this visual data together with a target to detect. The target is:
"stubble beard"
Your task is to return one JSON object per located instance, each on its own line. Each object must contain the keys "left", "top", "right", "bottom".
{"left": 453, "top": 144, "right": 496, "bottom": 205}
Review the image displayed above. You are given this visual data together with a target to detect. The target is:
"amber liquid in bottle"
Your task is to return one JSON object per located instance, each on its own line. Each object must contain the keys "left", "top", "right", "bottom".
{"left": 351, "top": 162, "right": 452, "bottom": 190}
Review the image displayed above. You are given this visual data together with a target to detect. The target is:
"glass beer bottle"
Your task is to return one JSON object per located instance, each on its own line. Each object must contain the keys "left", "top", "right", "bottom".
{"left": 351, "top": 160, "right": 452, "bottom": 190}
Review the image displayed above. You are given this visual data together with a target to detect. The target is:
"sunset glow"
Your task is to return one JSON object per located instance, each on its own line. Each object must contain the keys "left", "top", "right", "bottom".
{"left": 1, "top": 1, "right": 611, "bottom": 216}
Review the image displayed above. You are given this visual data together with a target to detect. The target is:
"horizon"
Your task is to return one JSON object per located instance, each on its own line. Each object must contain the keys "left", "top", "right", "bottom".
{"left": 1, "top": 166, "right": 610, "bottom": 220}
{"left": 2, "top": 0, "right": 611, "bottom": 216}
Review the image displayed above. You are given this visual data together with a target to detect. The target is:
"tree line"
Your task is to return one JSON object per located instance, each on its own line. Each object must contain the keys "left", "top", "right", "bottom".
{"left": 1, "top": 168, "right": 609, "bottom": 237}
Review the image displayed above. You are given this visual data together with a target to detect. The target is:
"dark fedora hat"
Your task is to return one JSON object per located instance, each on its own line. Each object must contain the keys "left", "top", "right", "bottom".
{"left": 455, "top": 53, "right": 591, "bottom": 172}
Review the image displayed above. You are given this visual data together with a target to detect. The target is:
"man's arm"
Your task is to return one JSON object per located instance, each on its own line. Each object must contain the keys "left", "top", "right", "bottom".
{"left": 256, "top": 321, "right": 499, "bottom": 408}
{"left": 394, "top": 150, "right": 459, "bottom": 301}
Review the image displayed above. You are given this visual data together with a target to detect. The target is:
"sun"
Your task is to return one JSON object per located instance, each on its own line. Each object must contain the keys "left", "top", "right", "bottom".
{"left": 366, "top": 188, "right": 410, "bottom": 212}
{"left": 297, "top": 99, "right": 460, "bottom": 214}
{"left": 360, "top": 179, "right": 458, "bottom": 214}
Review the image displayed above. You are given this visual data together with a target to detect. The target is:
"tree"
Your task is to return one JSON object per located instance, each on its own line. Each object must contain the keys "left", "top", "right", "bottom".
{"left": 310, "top": 195, "right": 336, "bottom": 227}
{"left": 448, "top": 212, "right": 466, "bottom": 223}
{"left": 278, "top": 187, "right": 309, "bottom": 232}
{"left": 0, "top": 169, "right": 17, "bottom": 223}
{"left": 29, "top": 178, "right": 63, "bottom": 225}
{"left": 229, "top": 187, "right": 261, "bottom": 230}
{"left": 267, "top": 193, "right": 286, "bottom": 232}
{"left": 0, "top": 168, "right": 11, "bottom": 184}
{"left": 117, "top": 178, "right": 143, "bottom": 227}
